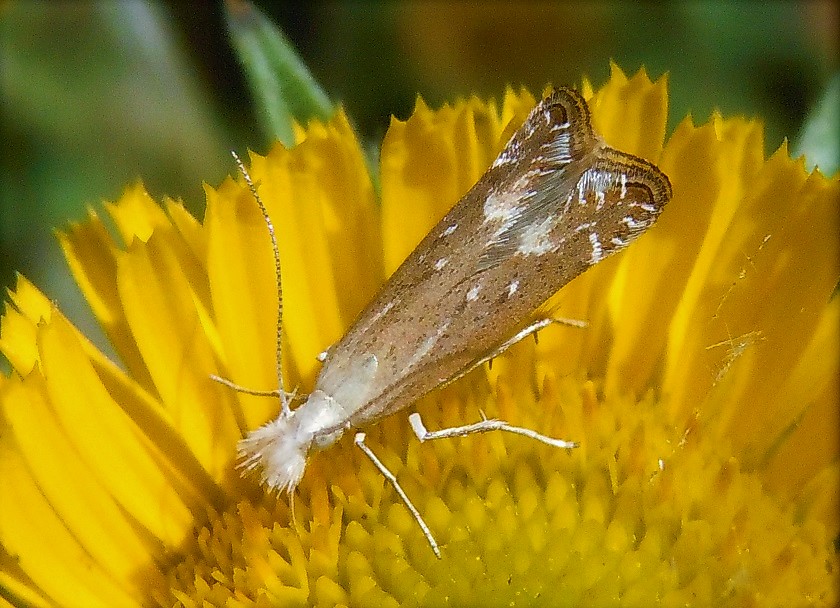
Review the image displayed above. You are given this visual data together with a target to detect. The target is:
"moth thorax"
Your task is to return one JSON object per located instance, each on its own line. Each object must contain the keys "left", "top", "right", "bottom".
{"left": 237, "top": 390, "right": 345, "bottom": 493}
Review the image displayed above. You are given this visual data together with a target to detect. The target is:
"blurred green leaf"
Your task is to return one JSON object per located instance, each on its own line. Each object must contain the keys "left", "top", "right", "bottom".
{"left": 794, "top": 73, "right": 839, "bottom": 177}
{"left": 225, "top": 0, "right": 333, "bottom": 146}
{"left": 0, "top": 0, "right": 232, "bottom": 366}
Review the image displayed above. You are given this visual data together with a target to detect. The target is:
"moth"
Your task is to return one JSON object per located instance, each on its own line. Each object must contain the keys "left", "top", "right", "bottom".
{"left": 221, "top": 86, "right": 672, "bottom": 557}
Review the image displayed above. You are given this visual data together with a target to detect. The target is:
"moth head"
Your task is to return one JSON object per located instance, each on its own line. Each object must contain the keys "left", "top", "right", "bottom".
{"left": 237, "top": 390, "right": 344, "bottom": 493}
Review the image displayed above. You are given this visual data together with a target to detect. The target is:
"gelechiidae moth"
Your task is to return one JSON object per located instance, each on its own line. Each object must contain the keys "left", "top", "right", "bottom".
{"left": 217, "top": 86, "right": 672, "bottom": 558}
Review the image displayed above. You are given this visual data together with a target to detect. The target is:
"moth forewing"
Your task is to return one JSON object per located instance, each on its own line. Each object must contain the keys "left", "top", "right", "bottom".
{"left": 323, "top": 91, "right": 670, "bottom": 430}
{"left": 236, "top": 86, "right": 672, "bottom": 512}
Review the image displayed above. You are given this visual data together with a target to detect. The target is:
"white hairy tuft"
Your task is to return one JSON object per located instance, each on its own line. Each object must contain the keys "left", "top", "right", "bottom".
{"left": 237, "top": 390, "right": 345, "bottom": 493}
{"left": 237, "top": 416, "right": 308, "bottom": 493}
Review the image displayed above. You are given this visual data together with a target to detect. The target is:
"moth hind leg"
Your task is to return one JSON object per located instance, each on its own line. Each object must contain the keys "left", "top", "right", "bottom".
{"left": 409, "top": 316, "right": 583, "bottom": 451}
{"left": 442, "top": 316, "right": 586, "bottom": 389}
{"left": 487, "top": 316, "right": 586, "bottom": 361}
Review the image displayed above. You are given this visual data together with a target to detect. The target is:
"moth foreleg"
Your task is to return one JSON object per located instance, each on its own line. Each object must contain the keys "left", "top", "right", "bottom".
{"left": 409, "top": 412, "right": 578, "bottom": 449}
{"left": 354, "top": 432, "right": 442, "bottom": 558}
{"left": 210, "top": 374, "right": 297, "bottom": 401}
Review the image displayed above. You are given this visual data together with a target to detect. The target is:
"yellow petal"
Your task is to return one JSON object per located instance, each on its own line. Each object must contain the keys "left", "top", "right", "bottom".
{"left": 2, "top": 375, "right": 148, "bottom": 604}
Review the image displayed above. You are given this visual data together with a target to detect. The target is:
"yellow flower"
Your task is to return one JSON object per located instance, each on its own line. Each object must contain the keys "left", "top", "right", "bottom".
{"left": 1, "top": 64, "right": 837, "bottom": 606}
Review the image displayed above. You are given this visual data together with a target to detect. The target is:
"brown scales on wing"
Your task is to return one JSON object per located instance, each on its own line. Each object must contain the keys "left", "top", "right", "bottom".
{"left": 313, "top": 87, "right": 672, "bottom": 430}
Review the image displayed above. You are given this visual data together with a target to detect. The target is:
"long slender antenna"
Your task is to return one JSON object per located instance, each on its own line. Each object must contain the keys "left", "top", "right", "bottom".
{"left": 231, "top": 151, "right": 291, "bottom": 417}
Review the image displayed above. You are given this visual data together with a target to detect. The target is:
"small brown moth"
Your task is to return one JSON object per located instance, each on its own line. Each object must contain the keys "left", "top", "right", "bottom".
{"left": 219, "top": 87, "right": 672, "bottom": 557}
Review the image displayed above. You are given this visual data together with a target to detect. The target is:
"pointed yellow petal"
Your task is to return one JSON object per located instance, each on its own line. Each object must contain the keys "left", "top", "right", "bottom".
{"left": 2, "top": 375, "right": 148, "bottom": 603}
{"left": 105, "top": 181, "right": 172, "bottom": 246}
{"left": 0, "top": 297, "right": 40, "bottom": 376}
{"left": 37, "top": 313, "right": 200, "bottom": 542}
{"left": 59, "top": 209, "right": 155, "bottom": 389}
{"left": 117, "top": 232, "right": 240, "bottom": 473}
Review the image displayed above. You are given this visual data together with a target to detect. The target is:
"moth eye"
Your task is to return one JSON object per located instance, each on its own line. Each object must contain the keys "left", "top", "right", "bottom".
{"left": 313, "top": 429, "right": 343, "bottom": 449}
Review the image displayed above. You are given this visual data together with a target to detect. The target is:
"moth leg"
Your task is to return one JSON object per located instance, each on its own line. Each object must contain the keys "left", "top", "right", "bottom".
{"left": 354, "top": 432, "right": 442, "bottom": 559}
{"left": 210, "top": 374, "right": 297, "bottom": 401}
{"left": 440, "top": 317, "right": 586, "bottom": 389}
{"left": 409, "top": 412, "right": 578, "bottom": 450}
{"left": 485, "top": 316, "right": 586, "bottom": 364}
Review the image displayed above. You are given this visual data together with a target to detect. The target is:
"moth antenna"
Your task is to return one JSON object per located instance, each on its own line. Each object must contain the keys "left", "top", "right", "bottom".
{"left": 231, "top": 150, "right": 291, "bottom": 417}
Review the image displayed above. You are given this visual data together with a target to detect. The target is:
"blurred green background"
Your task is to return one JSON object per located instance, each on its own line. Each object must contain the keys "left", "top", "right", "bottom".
{"left": 1, "top": 0, "right": 837, "bottom": 365}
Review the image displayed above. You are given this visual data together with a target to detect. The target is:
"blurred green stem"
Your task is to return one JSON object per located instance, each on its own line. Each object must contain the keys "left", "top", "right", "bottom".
{"left": 794, "top": 72, "right": 839, "bottom": 177}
